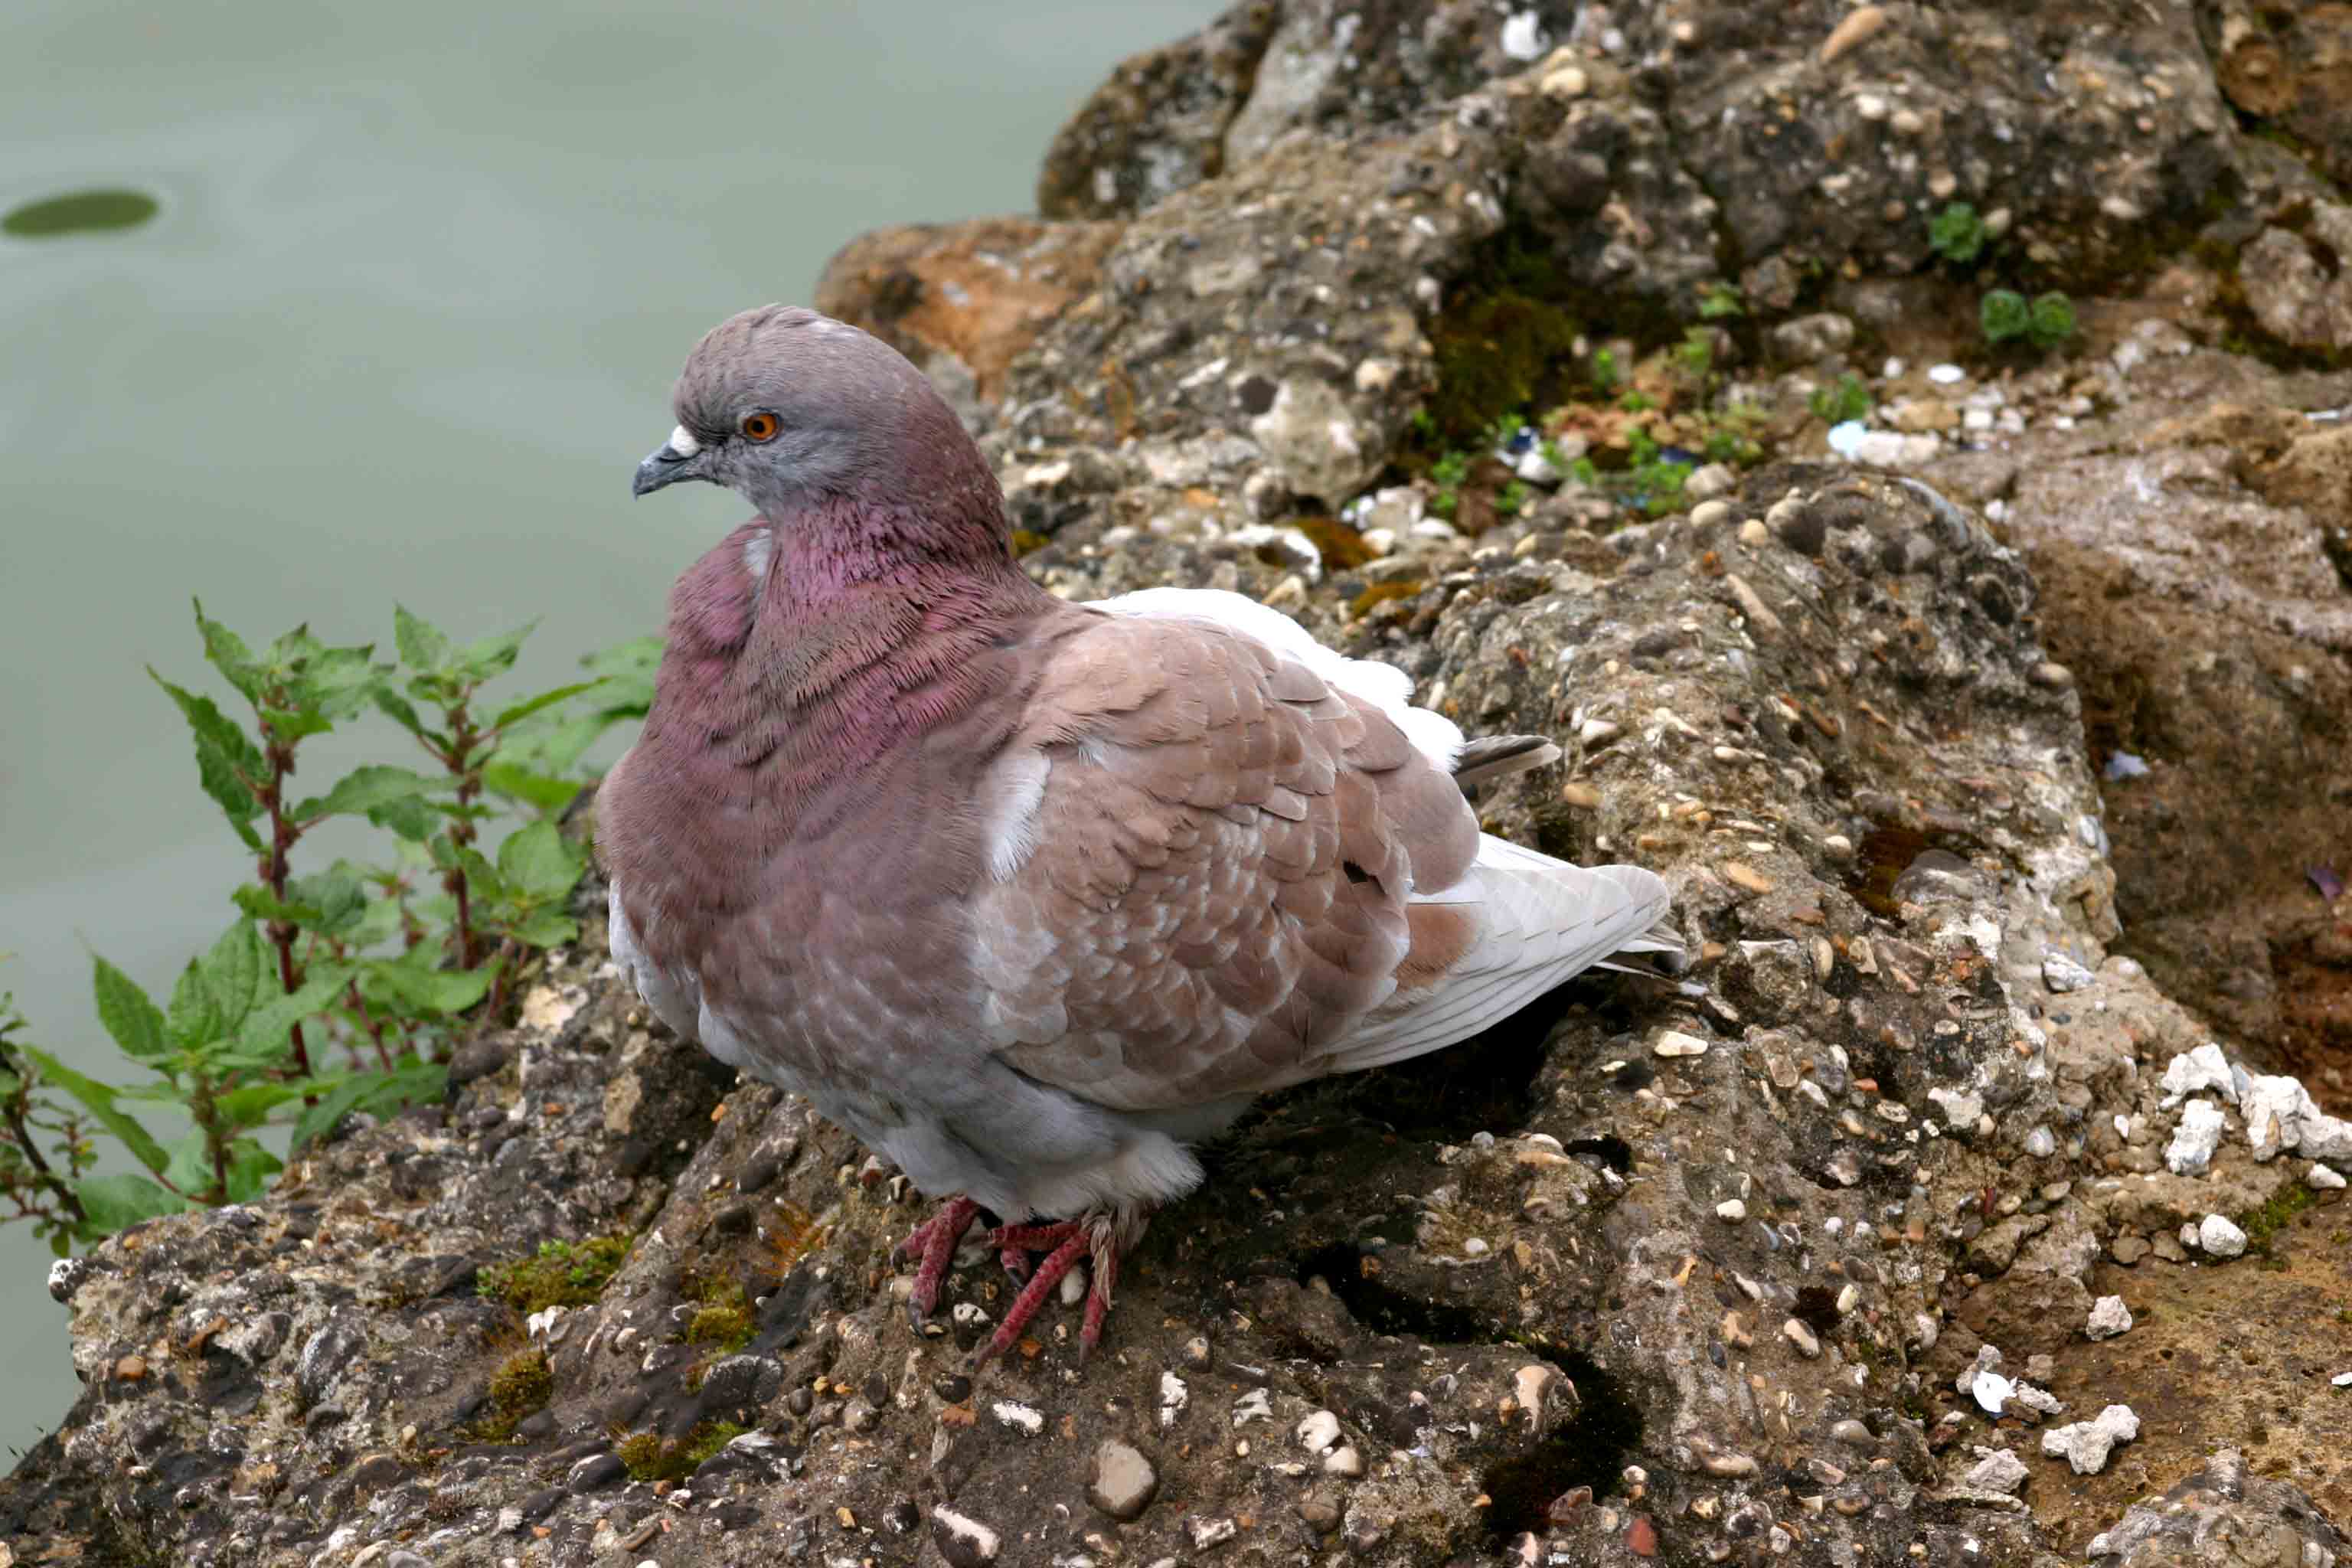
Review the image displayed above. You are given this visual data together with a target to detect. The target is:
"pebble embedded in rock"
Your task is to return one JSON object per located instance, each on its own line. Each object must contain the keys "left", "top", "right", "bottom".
{"left": 1323, "top": 1443, "right": 1364, "bottom": 1477}
{"left": 2086, "top": 1295, "right": 2133, "bottom": 1340}
{"left": 2314, "top": 1165, "right": 2348, "bottom": 1191}
{"left": 1962, "top": 1446, "right": 2030, "bottom": 1494}
{"left": 567, "top": 1451, "right": 627, "bottom": 1494}
{"left": 2167, "top": 1101, "right": 2226, "bottom": 1174}
{"left": 931, "top": 1506, "right": 1001, "bottom": 1566}
{"left": 1716, "top": 1199, "right": 1747, "bottom": 1221}
{"left": 1720, "top": 861, "right": 1773, "bottom": 894}
{"left": 1655, "top": 1030, "right": 1710, "bottom": 1057}
{"left": 1295, "top": 1410, "right": 1341, "bottom": 1452}
{"left": 991, "top": 1399, "right": 1045, "bottom": 1436}
{"left": 2198, "top": 1214, "right": 2248, "bottom": 1258}
{"left": 2042, "top": 952, "right": 2095, "bottom": 993}
{"left": 1086, "top": 1439, "right": 1159, "bottom": 1521}
{"left": 2042, "top": 1405, "right": 2141, "bottom": 1475}
{"left": 1782, "top": 1318, "right": 1822, "bottom": 1358}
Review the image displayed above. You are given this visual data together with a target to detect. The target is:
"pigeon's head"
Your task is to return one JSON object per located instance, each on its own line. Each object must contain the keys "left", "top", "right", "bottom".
{"left": 632, "top": 305, "right": 986, "bottom": 519}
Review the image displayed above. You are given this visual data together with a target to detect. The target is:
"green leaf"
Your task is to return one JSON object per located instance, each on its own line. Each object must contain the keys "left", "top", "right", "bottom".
{"left": 234, "top": 865, "right": 368, "bottom": 936}
{"left": 290, "top": 643, "right": 380, "bottom": 720}
{"left": 18, "top": 1047, "right": 170, "bottom": 1174}
{"left": 291, "top": 1054, "right": 446, "bottom": 1150}
{"left": 498, "top": 821, "right": 585, "bottom": 902}
{"left": 224, "top": 1140, "right": 283, "bottom": 1203}
{"left": 168, "top": 958, "right": 222, "bottom": 1047}
{"left": 374, "top": 684, "right": 428, "bottom": 737}
{"left": 74, "top": 1171, "right": 187, "bottom": 1233}
{"left": 364, "top": 956, "right": 495, "bottom": 1017}
{"left": 195, "top": 921, "right": 270, "bottom": 1037}
{"left": 481, "top": 763, "right": 583, "bottom": 813}
{"left": 191, "top": 600, "right": 265, "bottom": 703}
{"left": 2028, "top": 290, "right": 2076, "bottom": 348}
{"left": 459, "top": 621, "right": 534, "bottom": 685}
{"left": 394, "top": 605, "right": 455, "bottom": 675}
{"left": 490, "top": 679, "right": 604, "bottom": 733}
{"left": 233, "top": 969, "right": 345, "bottom": 1059}
{"left": 509, "top": 909, "right": 580, "bottom": 949}
{"left": 149, "top": 671, "right": 266, "bottom": 851}
{"left": 290, "top": 764, "right": 446, "bottom": 825}
{"left": 92, "top": 956, "right": 170, "bottom": 1063}
{"left": 163, "top": 1129, "right": 214, "bottom": 1196}
{"left": 1979, "top": 288, "right": 2030, "bottom": 345}
{"left": 213, "top": 1079, "right": 321, "bottom": 1128}
{"left": 256, "top": 706, "right": 335, "bottom": 742}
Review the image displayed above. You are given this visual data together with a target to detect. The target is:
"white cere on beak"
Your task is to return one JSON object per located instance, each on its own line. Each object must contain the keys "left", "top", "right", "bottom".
{"left": 666, "top": 424, "right": 701, "bottom": 458}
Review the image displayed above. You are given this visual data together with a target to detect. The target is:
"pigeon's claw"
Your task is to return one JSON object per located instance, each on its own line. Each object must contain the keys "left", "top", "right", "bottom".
{"left": 974, "top": 1224, "right": 1089, "bottom": 1365}
{"left": 897, "top": 1195, "right": 981, "bottom": 1327}
{"left": 975, "top": 1214, "right": 1133, "bottom": 1364}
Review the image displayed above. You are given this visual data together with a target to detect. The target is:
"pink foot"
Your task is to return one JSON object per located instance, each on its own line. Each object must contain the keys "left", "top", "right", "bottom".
{"left": 894, "top": 1195, "right": 980, "bottom": 1327}
{"left": 975, "top": 1217, "right": 1132, "bottom": 1364}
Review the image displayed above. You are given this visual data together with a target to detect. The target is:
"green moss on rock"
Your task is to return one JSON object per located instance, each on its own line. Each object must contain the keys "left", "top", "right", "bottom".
{"left": 478, "top": 1233, "right": 632, "bottom": 1312}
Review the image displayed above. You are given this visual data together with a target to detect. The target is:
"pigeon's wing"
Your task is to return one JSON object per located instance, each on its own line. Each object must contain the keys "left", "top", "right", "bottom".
{"left": 968, "top": 593, "right": 1674, "bottom": 1112}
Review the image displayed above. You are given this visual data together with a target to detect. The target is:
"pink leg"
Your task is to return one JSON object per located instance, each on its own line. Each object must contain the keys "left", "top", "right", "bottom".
{"left": 894, "top": 1195, "right": 980, "bottom": 1327}
{"left": 978, "top": 1217, "right": 1135, "bottom": 1363}
{"left": 976, "top": 1225, "right": 1089, "bottom": 1364}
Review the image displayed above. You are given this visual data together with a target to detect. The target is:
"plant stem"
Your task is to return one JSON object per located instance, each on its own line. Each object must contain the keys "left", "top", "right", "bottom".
{"left": 439, "top": 700, "right": 484, "bottom": 969}
{"left": 256, "top": 731, "right": 314, "bottom": 1077}
{"left": 0, "top": 1063, "right": 86, "bottom": 1228}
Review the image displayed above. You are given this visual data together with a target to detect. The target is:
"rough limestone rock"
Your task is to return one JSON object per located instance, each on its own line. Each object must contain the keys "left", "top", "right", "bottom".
{"left": 8, "top": 2, "right": 2352, "bottom": 1564}
{"left": 2088, "top": 1449, "right": 2352, "bottom": 1566}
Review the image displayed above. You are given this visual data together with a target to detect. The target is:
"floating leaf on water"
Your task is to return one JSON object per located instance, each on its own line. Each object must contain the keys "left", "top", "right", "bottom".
{"left": 3, "top": 188, "right": 159, "bottom": 238}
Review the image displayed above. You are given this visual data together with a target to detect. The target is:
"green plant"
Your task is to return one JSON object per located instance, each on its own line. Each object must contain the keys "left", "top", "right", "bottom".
{"left": 1428, "top": 449, "right": 1472, "bottom": 519}
{"left": 1616, "top": 387, "right": 1657, "bottom": 413}
{"left": 0, "top": 604, "right": 648, "bottom": 1246}
{"left": 480, "top": 1233, "right": 635, "bottom": 1312}
{"left": 617, "top": 1420, "right": 747, "bottom": 1483}
{"left": 1589, "top": 349, "right": 1620, "bottom": 396}
{"left": 1809, "top": 371, "right": 1873, "bottom": 424}
{"left": 1567, "top": 456, "right": 1602, "bottom": 488}
{"left": 1697, "top": 283, "right": 1746, "bottom": 320}
{"left": 1981, "top": 289, "right": 2076, "bottom": 351}
{"left": 466, "top": 1348, "right": 554, "bottom": 1442}
{"left": 1929, "top": 202, "right": 1987, "bottom": 265}
{"left": 1675, "top": 326, "right": 1716, "bottom": 382}
{"left": 1497, "top": 479, "right": 1530, "bottom": 516}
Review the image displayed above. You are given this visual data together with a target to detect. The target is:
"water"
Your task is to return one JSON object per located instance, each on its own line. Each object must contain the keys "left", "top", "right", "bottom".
{"left": 0, "top": 0, "right": 1211, "bottom": 1462}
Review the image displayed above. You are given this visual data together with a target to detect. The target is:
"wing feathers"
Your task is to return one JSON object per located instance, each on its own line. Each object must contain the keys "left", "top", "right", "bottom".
{"left": 970, "top": 599, "right": 1675, "bottom": 1112}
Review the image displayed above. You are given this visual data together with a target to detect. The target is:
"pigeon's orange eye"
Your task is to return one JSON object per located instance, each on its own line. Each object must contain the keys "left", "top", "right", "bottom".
{"left": 740, "top": 412, "right": 779, "bottom": 443}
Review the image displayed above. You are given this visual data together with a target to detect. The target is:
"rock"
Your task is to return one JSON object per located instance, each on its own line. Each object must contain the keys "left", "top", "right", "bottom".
{"left": 2043, "top": 1405, "right": 2142, "bottom": 1475}
{"left": 1086, "top": 1440, "right": 1159, "bottom": 1521}
{"left": 2160, "top": 1045, "right": 2238, "bottom": 1107}
{"left": 2086, "top": 1449, "right": 2351, "bottom": 1566}
{"left": 932, "top": 1505, "right": 1001, "bottom": 1567}
{"left": 2086, "top": 1296, "right": 2133, "bottom": 1341}
{"left": 2314, "top": 1165, "right": 2348, "bottom": 1191}
{"left": 2198, "top": 1215, "right": 2249, "bottom": 1259}
{"left": 17, "top": 7, "right": 2352, "bottom": 1567}
{"left": 815, "top": 217, "right": 1123, "bottom": 417}
{"left": 2042, "top": 952, "right": 2096, "bottom": 993}
{"left": 1962, "top": 1446, "right": 2030, "bottom": 1495}
{"left": 2166, "top": 1100, "right": 2227, "bottom": 1175}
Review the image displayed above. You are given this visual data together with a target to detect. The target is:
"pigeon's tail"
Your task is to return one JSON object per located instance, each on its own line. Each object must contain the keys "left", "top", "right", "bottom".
{"left": 1319, "top": 836, "right": 1677, "bottom": 1077}
{"left": 1451, "top": 733, "right": 1561, "bottom": 789}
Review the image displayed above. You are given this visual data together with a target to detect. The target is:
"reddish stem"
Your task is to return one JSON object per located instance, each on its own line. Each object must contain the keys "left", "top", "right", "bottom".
{"left": 256, "top": 731, "right": 313, "bottom": 1078}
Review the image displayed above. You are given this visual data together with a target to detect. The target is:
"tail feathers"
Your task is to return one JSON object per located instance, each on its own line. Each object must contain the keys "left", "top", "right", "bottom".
{"left": 1325, "top": 845, "right": 1674, "bottom": 1076}
{"left": 1452, "top": 733, "right": 1562, "bottom": 789}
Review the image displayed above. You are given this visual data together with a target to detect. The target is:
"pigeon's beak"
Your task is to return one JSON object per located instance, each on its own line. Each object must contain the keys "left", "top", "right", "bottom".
{"left": 632, "top": 425, "right": 710, "bottom": 498}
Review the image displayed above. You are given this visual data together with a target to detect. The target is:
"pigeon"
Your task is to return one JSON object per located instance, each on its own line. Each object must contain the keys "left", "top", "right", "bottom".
{"left": 601, "top": 305, "right": 1681, "bottom": 1358}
